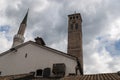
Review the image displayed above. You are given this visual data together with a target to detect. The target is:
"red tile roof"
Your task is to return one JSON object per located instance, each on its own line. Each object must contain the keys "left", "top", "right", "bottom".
{"left": 0, "top": 72, "right": 120, "bottom": 80}
{"left": 61, "top": 73, "right": 120, "bottom": 80}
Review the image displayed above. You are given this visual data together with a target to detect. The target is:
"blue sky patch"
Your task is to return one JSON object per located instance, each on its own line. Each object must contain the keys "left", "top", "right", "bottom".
{"left": 105, "top": 40, "right": 120, "bottom": 56}
{"left": 97, "top": 35, "right": 120, "bottom": 56}
{"left": 0, "top": 25, "right": 12, "bottom": 41}
{"left": 114, "top": 39, "right": 120, "bottom": 51}
{"left": 0, "top": 25, "right": 10, "bottom": 33}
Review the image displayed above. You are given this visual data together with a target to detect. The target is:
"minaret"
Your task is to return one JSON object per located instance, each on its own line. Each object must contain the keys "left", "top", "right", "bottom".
{"left": 67, "top": 13, "right": 83, "bottom": 74}
{"left": 12, "top": 10, "right": 29, "bottom": 48}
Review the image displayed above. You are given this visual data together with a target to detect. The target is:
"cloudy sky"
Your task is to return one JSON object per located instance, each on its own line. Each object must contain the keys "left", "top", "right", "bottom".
{"left": 0, "top": 0, "right": 120, "bottom": 74}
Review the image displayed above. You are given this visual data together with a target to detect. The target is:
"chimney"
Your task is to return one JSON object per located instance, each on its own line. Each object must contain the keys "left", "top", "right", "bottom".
{"left": 35, "top": 37, "right": 46, "bottom": 46}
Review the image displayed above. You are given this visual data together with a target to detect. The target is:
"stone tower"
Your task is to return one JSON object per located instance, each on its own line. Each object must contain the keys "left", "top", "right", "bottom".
{"left": 12, "top": 10, "right": 28, "bottom": 48}
{"left": 67, "top": 13, "right": 83, "bottom": 74}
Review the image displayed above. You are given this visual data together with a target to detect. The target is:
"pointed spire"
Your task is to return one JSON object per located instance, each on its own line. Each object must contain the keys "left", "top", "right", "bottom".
{"left": 12, "top": 9, "right": 29, "bottom": 48}
{"left": 21, "top": 9, "right": 29, "bottom": 24}
{"left": 17, "top": 9, "right": 29, "bottom": 35}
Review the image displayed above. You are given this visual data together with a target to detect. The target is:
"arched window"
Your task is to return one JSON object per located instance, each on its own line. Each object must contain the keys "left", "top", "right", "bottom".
{"left": 43, "top": 68, "right": 51, "bottom": 77}
{"left": 71, "top": 24, "right": 73, "bottom": 30}
{"left": 76, "top": 16, "right": 78, "bottom": 19}
{"left": 75, "top": 23, "right": 78, "bottom": 29}
{"left": 70, "top": 17, "right": 72, "bottom": 20}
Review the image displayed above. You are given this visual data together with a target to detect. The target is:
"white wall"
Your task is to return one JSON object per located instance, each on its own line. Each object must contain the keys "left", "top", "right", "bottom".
{"left": 0, "top": 43, "right": 77, "bottom": 76}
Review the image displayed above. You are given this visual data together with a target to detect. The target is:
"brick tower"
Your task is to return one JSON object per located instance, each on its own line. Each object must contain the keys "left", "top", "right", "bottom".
{"left": 67, "top": 13, "right": 83, "bottom": 74}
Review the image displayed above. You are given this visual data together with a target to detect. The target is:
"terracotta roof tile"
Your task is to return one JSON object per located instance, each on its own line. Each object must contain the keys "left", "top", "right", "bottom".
{"left": 0, "top": 73, "right": 120, "bottom": 80}
{"left": 61, "top": 73, "right": 120, "bottom": 80}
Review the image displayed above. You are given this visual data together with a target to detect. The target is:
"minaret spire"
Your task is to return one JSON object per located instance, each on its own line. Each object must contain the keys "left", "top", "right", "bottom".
{"left": 12, "top": 9, "right": 29, "bottom": 48}
{"left": 21, "top": 9, "right": 29, "bottom": 24}
{"left": 17, "top": 9, "right": 29, "bottom": 36}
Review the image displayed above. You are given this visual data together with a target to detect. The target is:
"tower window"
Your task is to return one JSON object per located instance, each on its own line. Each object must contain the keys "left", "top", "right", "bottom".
{"left": 71, "top": 24, "right": 73, "bottom": 30}
{"left": 75, "top": 23, "right": 78, "bottom": 29}
{"left": 70, "top": 17, "right": 72, "bottom": 20}
{"left": 76, "top": 16, "right": 78, "bottom": 19}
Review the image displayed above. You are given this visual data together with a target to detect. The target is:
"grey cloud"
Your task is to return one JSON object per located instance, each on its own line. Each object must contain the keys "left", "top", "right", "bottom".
{"left": 1, "top": 0, "right": 120, "bottom": 74}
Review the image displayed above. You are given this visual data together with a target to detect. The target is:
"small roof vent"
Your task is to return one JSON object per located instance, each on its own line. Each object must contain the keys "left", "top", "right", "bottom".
{"left": 35, "top": 37, "right": 46, "bottom": 46}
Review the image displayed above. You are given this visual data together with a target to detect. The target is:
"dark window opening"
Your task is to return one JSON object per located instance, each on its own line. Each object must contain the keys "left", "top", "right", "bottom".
{"left": 52, "top": 63, "right": 66, "bottom": 77}
{"left": 71, "top": 24, "right": 73, "bottom": 30}
{"left": 0, "top": 72, "right": 1, "bottom": 75}
{"left": 36, "top": 69, "right": 43, "bottom": 76}
{"left": 76, "top": 16, "right": 78, "bottom": 19}
{"left": 43, "top": 68, "right": 51, "bottom": 78}
{"left": 75, "top": 23, "right": 78, "bottom": 29}
{"left": 70, "top": 17, "right": 72, "bottom": 20}
{"left": 25, "top": 53, "right": 27, "bottom": 58}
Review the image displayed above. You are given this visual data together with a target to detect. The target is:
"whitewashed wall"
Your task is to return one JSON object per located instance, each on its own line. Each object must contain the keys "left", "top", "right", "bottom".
{"left": 0, "top": 43, "right": 77, "bottom": 76}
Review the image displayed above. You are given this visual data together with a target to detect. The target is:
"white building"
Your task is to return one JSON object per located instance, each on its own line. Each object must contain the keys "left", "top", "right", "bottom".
{"left": 0, "top": 10, "right": 83, "bottom": 77}
{"left": 0, "top": 40, "right": 77, "bottom": 76}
